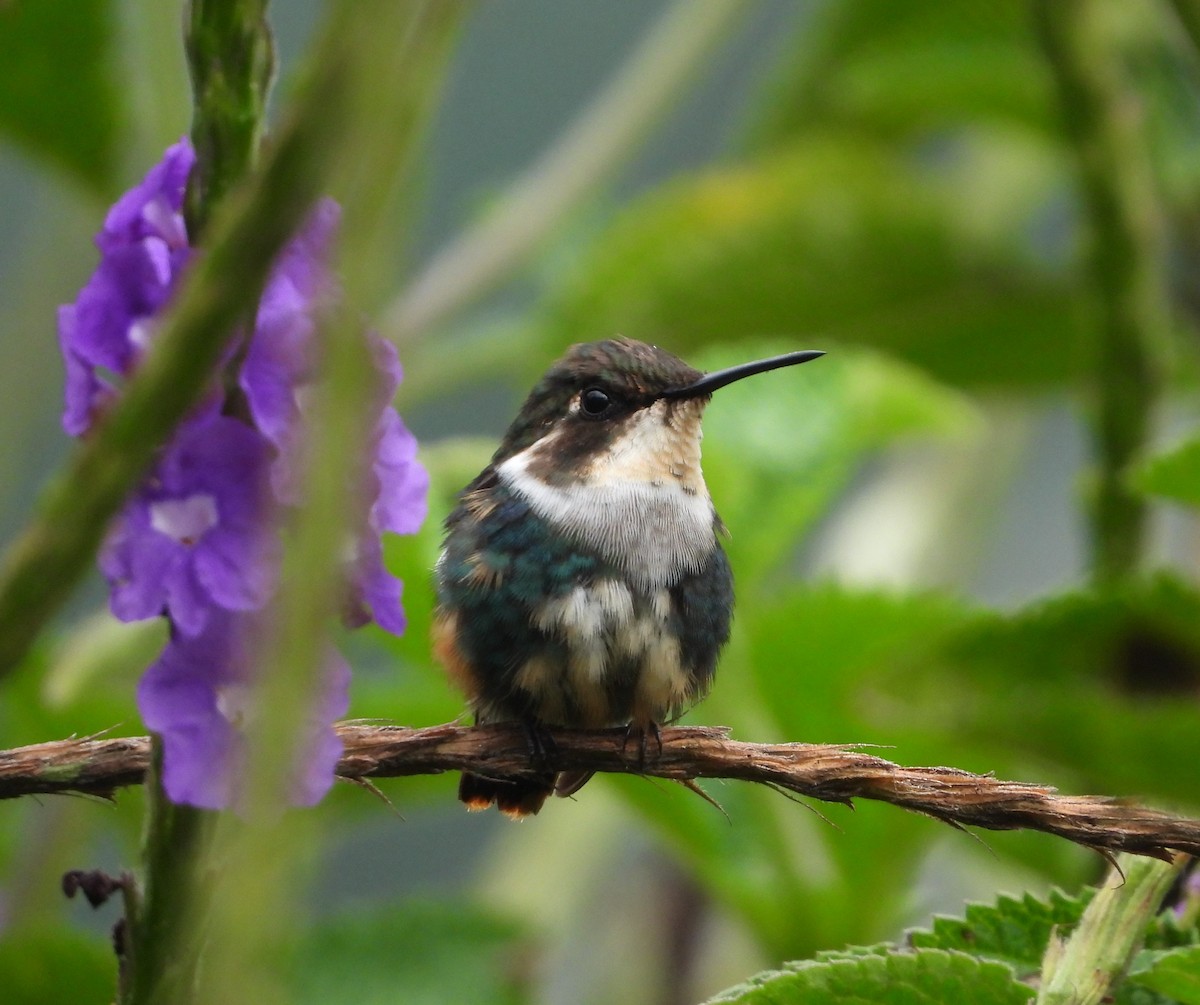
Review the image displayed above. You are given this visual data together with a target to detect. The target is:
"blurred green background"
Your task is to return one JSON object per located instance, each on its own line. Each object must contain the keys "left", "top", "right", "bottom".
{"left": 2, "top": 1, "right": 1199, "bottom": 1003}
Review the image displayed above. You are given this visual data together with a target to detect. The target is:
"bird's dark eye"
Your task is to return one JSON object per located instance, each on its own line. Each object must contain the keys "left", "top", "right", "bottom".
{"left": 579, "top": 387, "right": 614, "bottom": 418}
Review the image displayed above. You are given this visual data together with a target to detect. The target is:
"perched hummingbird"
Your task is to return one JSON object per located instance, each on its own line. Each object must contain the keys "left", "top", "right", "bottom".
{"left": 434, "top": 337, "right": 823, "bottom": 817}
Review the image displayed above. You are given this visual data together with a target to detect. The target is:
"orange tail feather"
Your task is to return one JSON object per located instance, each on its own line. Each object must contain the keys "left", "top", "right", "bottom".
{"left": 458, "top": 771, "right": 555, "bottom": 818}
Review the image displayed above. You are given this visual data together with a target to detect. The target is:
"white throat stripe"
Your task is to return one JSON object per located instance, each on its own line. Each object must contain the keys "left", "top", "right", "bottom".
{"left": 498, "top": 447, "right": 716, "bottom": 588}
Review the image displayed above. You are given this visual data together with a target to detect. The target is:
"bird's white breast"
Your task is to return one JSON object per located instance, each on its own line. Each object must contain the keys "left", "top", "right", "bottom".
{"left": 496, "top": 400, "right": 717, "bottom": 589}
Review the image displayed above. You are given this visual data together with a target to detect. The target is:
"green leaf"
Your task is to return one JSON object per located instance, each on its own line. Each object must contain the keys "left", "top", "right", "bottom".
{"left": 1114, "top": 986, "right": 1188, "bottom": 1005}
{"left": 0, "top": 0, "right": 123, "bottom": 195}
{"left": 604, "top": 376, "right": 975, "bottom": 956}
{"left": 907, "top": 889, "right": 1093, "bottom": 976}
{"left": 717, "top": 585, "right": 972, "bottom": 932}
{"left": 1143, "top": 906, "right": 1200, "bottom": 954}
{"left": 699, "top": 343, "right": 975, "bottom": 584}
{"left": 0, "top": 636, "right": 143, "bottom": 750}
{"left": 744, "top": 583, "right": 972, "bottom": 741}
{"left": 288, "top": 900, "right": 526, "bottom": 1005}
{"left": 634, "top": 574, "right": 1200, "bottom": 953}
{"left": 537, "top": 136, "right": 1083, "bottom": 389}
{"left": 879, "top": 574, "right": 1200, "bottom": 806}
{"left": 748, "top": 1, "right": 1053, "bottom": 148}
{"left": 42, "top": 613, "right": 167, "bottom": 709}
{"left": 1133, "top": 437, "right": 1200, "bottom": 508}
{"left": 703, "top": 949, "right": 1033, "bottom": 1004}
{"left": 0, "top": 925, "right": 116, "bottom": 1005}
{"left": 1129, "top": 946, "right": 1200, "bottom": 1004}
{"left": 698, "top": 587, "right": 971, "bottom": 955}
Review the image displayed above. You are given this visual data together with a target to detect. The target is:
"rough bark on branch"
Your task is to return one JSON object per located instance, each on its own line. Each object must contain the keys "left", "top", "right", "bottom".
{"left": 3, "top": 723, "right": 1198, "bottom": 860}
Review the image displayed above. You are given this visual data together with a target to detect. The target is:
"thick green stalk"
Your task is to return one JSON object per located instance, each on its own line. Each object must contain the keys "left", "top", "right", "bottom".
{"left": 1166, "top": 0, "right": 1200, "bottom": 55}
{"left": 1037, "top": 853, "right": 1184, "bottom": 1005}
{"left": 189, "top": 4, "right": 466, "bottom": 1003}
{"left": 184, "top": 0, "right": 273, "bottom": 237}
{"left": 124, "top": 5, "right": 274, "bottom": 1003}
{"left": 124, "top": 744, "right": 215, "bottom": 1005}
{"left": 1035, "top": 0, "right": 1170, "bottom": 582}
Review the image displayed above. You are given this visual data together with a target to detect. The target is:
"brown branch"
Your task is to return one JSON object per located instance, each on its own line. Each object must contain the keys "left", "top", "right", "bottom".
{"left": 4, "top": 723, "right": 1199, "bottom": 860}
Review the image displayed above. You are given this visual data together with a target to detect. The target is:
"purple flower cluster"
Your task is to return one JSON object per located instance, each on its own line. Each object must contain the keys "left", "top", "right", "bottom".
{"left": 59, "top": 139, "right": 429, "bottom": 809}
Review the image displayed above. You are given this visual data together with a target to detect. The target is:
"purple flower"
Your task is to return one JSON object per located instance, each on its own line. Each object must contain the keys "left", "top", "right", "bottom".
{"left": 99, "top": 137, "right": 192, "bottom": 253}
{"left": 138, "top": 609, "right": 350, "bottom": 809}
{"left": 342, "top": 403, "right": 429, "bottom": 633}
{"left": 101, "top": 415, "right": 278, "bottom": 637}
{"left": 1174, "top": 869, "right": 1200, "bottom": 919}
{"left": 370, "top": 402, "right": 429, "bottom": 537}
{"left": 57, "top": 304, "right": 116, "bottom": 438}
{"left": 343, "top": 534, "right": 406, "bottom": 634}
{"left": 62, "top": 140, "right": 430, "bottom": 810}
{"left": 240, "top": 198, "right": 340, "bottom": 502}
{"left": 58, "top": 138, "right": 194, "bottom": 436}
{"left": 240, "top": 204, "right": 429, "bottom": 631}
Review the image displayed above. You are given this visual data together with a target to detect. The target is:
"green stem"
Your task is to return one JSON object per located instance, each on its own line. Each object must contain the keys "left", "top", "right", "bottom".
{"left": 381, "top": 0, "right": 750, "bottom": 344}
{"left": 184, "top": 0, "right": 274, "bottom": 238}
{"left": 186, "top": 4, "right": 466, "bottom": 1003}
{"left": 122, "top": 741, "right": 215, "bottom": 1005}
{"left": 1034, "top": 0, "right": 1170, "bottom": 582}
{"left": 1037, "top": 853, "right": 1183, "bottom": 1005}
{"left": 123, "top": 7, "right": 275, "bottom": 1002}
{"left": 1166, "top": 0, "right": 1200, "bottom": 55}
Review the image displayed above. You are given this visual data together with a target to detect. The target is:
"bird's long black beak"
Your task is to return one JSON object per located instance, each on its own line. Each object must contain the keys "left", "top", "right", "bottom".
{"left": 661, "top": 349, "right": 825, "bottom": 400}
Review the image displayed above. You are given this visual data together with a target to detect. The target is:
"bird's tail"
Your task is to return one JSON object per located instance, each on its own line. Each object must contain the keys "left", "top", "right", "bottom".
{"left": 458, "top": 770, "right": 556, "bottom": 818}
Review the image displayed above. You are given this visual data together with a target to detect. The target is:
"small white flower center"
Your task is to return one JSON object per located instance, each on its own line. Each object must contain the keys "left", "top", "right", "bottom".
{"left": 127, "top": 317, "right": 159, "bottom": 350}
{"left": 142, "top": 196, "right": 188, "bottom": 249}
{"left": 149, "top": 494, "right": 219, "bottom": 547}
{"left": 215, "top": 682, "right": 255, "bottom": 729}
{"left": 292, "top": 382, "right": 316, "bottom": 416}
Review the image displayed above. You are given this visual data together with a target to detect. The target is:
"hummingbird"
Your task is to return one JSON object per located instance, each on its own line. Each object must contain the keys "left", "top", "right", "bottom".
{"left": 433, "top": 337, "right": 823, "bottom": 817}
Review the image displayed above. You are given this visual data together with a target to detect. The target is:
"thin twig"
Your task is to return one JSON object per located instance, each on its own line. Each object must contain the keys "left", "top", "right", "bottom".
{"left": 4, "top": 723, "right": 1200, "bottom": 861}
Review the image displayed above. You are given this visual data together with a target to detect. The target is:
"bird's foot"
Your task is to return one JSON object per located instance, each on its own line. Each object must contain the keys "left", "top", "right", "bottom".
{"left": 520, "top": 717, "right": 558, "bottom": 768}
{"left": 621, "top": 720, "right": 663, "bottom": 772}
